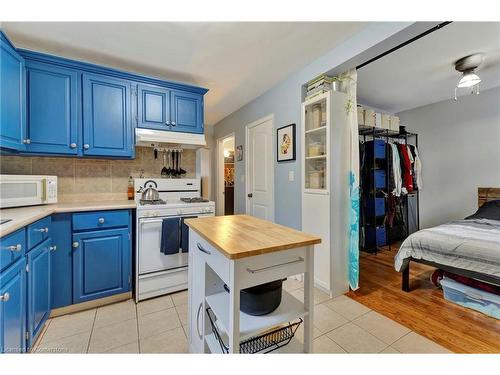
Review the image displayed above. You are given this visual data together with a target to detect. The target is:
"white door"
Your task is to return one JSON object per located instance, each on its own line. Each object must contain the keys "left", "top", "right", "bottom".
{"left": 246, "top": 115, "right": 274, "bottom": 221}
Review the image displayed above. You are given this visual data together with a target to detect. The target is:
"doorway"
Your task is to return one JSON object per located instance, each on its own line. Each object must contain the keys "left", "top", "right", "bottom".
{"left": 216, "top": 134, "right": 235, "bottom": 216}
{"left": 245, "top": 114, "right": 275, "bottom": 221}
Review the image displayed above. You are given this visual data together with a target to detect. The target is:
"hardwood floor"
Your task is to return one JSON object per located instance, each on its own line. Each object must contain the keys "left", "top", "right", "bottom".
{"left": 347, "top": 246, "right": 500, "bottom": 353}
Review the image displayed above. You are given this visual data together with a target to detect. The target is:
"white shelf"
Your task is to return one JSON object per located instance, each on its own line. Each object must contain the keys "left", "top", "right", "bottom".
{"left": 305, "top": 125, "right": 326, "bottom": 134}
{"left": 205, "top": 332, "right": 225, "bottom": 354}
{"left": 305, "top": 155, "right": 326, "bottom": 160}
{"left": 205, "top": 290, "right": 308, "bottom": 341}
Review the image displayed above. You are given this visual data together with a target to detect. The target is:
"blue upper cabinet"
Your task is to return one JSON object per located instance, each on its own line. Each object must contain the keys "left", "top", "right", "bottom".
{"left": 171, "top": 90, "right": 204, "bottom": 134}
{"left": 137, "top": 84, "right": 170, "bottom": 130}
{"left": 25, "top": 61, "right": 79, "bottom": 155}
{"left": 0, "top": 257, "right": 27, "bottom": 354}
{"left": 0, "top": 33, "right": 26, "bottom": 151}
{"left": 82, "top": 73, "right": 133, "bottom": 158}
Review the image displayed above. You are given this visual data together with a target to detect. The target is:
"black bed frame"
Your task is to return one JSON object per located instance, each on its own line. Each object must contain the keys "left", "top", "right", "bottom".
{"left": 402, "top": 258, "right": 500, "bottom": 292}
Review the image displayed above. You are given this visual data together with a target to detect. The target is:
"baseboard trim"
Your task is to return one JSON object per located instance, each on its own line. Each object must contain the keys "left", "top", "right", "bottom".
{"left": 50, "top": 292, "right": 132, "bottom": 318}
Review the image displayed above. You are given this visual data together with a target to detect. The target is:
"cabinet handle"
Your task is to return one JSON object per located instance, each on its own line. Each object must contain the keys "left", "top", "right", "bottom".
{"left": 1, "top": 244, "right": 22, "bottom": 252}
{"left": 72, "top": 242, "right": 79, "bottom": 248}
{"left": 171, "top": 121, "right": 176, "bottom": 126}
{"left": 165, "top": 120, "right": 171, "bottom": 125}
{"left": 0, "top": 292, "right": 10, "bottom": 302}
{"left": 34, "top": 227, "right": 49, "bottom": 233}
{"left": 83, "top": 144, "right": 90, "bottom": 150}
{"left": 98, "top": 217, "right": 105, "bottom": 224}
{"left": 197, "top": 243, "right": 211, "bottom": 255}
{"left": 246, "top": 257, "right": 304, "bottom": 274}
{"left": 196, "top": 302, "right": 203, "bottom": 339}
{"left": 70, "top": 143, "right": 77, "bottom": 149}
{"left": 23, "top": 139, "right": 31, "bottom": 144}
{"left": 49, "top": 246, "right": 57, "bottom": 252}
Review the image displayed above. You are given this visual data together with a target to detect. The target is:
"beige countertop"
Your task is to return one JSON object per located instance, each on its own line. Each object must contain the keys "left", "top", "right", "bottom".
{"left": 185, "top": 214, "right": 321, "bottom": 260}
{"left": 0, "top": 200, "right": 136, "bottom": 238}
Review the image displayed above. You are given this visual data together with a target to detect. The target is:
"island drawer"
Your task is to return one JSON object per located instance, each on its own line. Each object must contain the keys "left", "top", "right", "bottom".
{"left": 191, "top": 230, "right": 229, "bottom": 283}
{"left": 235, "top": 247, "right": 307, "bottom": 290}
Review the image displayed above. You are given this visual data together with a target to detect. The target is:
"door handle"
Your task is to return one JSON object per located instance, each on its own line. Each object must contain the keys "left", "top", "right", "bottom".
{"left": 70, "top": 143, "right": 77, "bottom": 149}
{"left": 98, "top": 217, "right": 105, "bottom": 224}
{"left": 34, "top": 227, "right": 49, "bottom": 233}
{"left": 246, "top": 257, "right": 304, "bottom": 274}
{"left": 171, "top": 121, "right": 176, "bottom": 126}
{"left": 72, "top": 242, "right": 79, "bottom": 248}
{"left": 0, "top": 292, "right": 10, "bottom": 302}
{"left": 247, "top": 193, "right": 253, "bottom": 198}
{"left": 196, "top": 302, "right": 203, "bottom": 339}
{"left": 83, "top": 144, "right": 90, "bottom": 150}
{"left": 197, "top": 243, "right": 211, "bottom": 255}
{"left": 49, "top": 246, "right": 57, "bottom": 252}
{"left": 1, "top": 244, "right": 22, "bottom": 252}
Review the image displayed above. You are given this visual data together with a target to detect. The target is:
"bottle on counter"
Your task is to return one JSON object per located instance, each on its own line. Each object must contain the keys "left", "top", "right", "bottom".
{"left": 127, "top": 176, "right": 134, "bottom": 200}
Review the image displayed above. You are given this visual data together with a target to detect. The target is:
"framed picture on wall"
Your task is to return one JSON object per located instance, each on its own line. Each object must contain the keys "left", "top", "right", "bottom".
{"left": 236, "top": 145, "right": 243, "bottom": 161}
{"left": 277, "top": 123, "right": 296, "bottom": 162}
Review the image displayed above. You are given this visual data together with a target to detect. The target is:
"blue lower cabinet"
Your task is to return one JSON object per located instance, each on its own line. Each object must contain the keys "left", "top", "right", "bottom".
{"left": 72, "top": 228, "right": 131, "bottom": 304}
{"left": 82, "top": 73, "right": 133, "bottom": 158}
{"left": 26, "top": 238, "right": 51, "bottom": 348}
{"left": 50, "top": 214, "right": 73, "bottom": 309}
{"left": 0, "top": 257, "right": 27, "bottom": 353}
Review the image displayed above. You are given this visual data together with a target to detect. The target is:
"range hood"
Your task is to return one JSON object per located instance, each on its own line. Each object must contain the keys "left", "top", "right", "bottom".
{"left": 135, "top": 128, "right": 206, "bottom": 148}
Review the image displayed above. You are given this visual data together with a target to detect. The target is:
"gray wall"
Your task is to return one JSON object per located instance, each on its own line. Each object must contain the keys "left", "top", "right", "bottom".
{"left": 398, "top": 86, "right": 500, "bottom": 228}
{"left": 212, "top": 22, "right": 411, "bottom": 229}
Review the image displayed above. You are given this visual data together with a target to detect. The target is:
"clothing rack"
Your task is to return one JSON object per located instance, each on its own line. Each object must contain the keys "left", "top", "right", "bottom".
{"left": 358, "top": 125, "right": 420, "bottom": 253}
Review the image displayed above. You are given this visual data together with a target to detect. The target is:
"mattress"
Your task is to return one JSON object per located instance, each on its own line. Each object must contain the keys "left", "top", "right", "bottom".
{"left": 394, "top": 219, "right": 500, "bottom": 277}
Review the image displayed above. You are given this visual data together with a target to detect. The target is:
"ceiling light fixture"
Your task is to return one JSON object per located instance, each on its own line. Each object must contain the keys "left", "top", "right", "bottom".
{"left": 454, "top": 54, "right": 484, "bottom": 101}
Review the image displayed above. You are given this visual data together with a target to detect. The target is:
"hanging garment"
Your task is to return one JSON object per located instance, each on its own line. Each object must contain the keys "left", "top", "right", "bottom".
{"left": 390, "top": 143, "right": 402, "bottom": 196}
{"left": 398, "top": 143, "right": 413, "bottom": 193}
{"left": 386, "top": 144, "right": 395, "bottom": 193}
{"left": 412, "top": 146, "right": 423, "bottom": 190}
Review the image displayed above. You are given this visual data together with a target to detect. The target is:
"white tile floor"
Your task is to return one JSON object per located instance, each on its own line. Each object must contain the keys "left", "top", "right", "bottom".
{"left": 32, "top": 281, "right": 452, "bottom": 354}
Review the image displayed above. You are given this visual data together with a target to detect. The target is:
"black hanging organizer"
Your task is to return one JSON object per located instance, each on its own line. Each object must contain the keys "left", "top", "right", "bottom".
{"left": 358, "top": 125, "right": 420, "bottom": 253}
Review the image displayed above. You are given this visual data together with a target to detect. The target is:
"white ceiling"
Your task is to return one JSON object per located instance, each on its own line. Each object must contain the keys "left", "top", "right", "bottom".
{"left": 357, "top": 22, "right": 500, "bottom": 114}
{"left": 2, "top": 22, "right": 366, "bottom": 125}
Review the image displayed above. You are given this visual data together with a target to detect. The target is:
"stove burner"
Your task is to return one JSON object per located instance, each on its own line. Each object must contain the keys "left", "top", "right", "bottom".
{"left": 140, "top": 199, "right": 167, "bottom": 206}
{"left": 180, "top": 197, "right": 209, "bottom": 203}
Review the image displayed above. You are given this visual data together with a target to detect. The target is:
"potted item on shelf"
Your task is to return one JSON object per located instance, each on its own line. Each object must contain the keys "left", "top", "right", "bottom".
{"left": 223, "top": 279, "right": 285, "bottom": 316}
{"left": 308, "top": 141, "right": 323, "bottom": 157}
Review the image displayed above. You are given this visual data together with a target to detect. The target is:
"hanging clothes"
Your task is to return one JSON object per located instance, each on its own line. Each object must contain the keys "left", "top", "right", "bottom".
{"left": 398, "top": 143, "right": 413, "bottom": 193}
{"left": 409, "top": 145, "right": 423, "bottom": 190}
{"left": 390, "top": 143, "right": 402, "bottom": 196}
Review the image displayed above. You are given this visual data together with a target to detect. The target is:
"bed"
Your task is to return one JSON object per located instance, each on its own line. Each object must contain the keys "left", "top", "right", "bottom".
{"left": 395, "top": 187, "right": 500, "bottom": 291}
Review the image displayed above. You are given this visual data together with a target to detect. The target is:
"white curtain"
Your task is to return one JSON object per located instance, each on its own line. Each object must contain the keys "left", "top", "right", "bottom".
{"left": 341, "top": 69, "right": 360, "bottom": 290}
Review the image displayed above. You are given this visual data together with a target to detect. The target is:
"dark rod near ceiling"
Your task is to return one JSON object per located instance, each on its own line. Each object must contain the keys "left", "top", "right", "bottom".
{"left": 356, "top": 22, "right": 452, "bottom": 70}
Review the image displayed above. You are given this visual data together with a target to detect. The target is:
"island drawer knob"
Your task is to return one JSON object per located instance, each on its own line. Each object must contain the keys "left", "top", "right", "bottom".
{"left": 98, "top": 218, "right": 105, "bottom": 224}
{"left": 3, "top": 244, "right": 22, "bottom": 252}
{"left": 72, "top": 242, "right": 79, "bottom": 248}
{"left": 0, "top": 292, "right": 10, "bottom": 302}
{"left": 49, "top": 246, "right": 57, "bottom": 252}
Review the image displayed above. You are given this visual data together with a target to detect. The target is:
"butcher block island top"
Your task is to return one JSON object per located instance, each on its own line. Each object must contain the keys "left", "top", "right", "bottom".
{"left": 185, "top": 214, "right": 321, "bottom": 260}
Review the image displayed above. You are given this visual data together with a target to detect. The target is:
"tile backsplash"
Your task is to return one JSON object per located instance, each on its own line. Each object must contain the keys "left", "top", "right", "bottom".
{"left": 0, "top": 147, "right": 196, "bottom": 201}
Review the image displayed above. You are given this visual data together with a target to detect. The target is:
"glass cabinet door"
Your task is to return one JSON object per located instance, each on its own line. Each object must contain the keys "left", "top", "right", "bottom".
{"left": 304, "top": 96, "right": 328, "bottom": 191}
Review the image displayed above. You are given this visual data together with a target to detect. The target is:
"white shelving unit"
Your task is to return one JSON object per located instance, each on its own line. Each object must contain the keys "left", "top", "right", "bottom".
{"left": 301, "top": 90, "right": 350, "bottom": 297}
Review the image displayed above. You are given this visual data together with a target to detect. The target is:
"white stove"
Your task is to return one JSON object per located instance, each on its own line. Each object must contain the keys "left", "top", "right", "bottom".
{"left": 134, "top": 178, "right": 214, "bottom": 302}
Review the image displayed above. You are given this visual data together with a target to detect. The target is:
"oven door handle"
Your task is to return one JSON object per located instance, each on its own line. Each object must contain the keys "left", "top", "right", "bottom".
{"left": 139, "top": 219, "right": 165, "bottom": 225}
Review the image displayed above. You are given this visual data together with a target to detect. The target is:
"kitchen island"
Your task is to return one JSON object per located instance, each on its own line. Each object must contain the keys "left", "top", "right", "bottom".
{"left": 185, "top": 214, "right": 321, "bottom": 354}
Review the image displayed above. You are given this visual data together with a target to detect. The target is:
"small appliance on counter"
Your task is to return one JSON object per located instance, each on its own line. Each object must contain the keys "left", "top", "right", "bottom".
{"left": 0, "top": 175, "right": 57, "bottom": 209}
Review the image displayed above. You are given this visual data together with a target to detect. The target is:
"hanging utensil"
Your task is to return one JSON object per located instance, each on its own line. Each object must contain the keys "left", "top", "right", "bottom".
{"left": 174, "top": 150, "right": 179, "bottom": 177}
{"left": 154, "top": 148, "right": 158, "bottom": 159}
{"left": 179, "top": 150, "right": 186, "bottom": 175}
{"left": 161, "top": 150, "right": 168, "bottom": 177}
{"left": 166, "top": 150, "right": 173, "bottom": 176}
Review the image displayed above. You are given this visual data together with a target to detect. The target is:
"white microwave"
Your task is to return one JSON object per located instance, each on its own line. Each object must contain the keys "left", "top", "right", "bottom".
{"left": 0, "top": 175, "right": 58, "bottom": 209}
